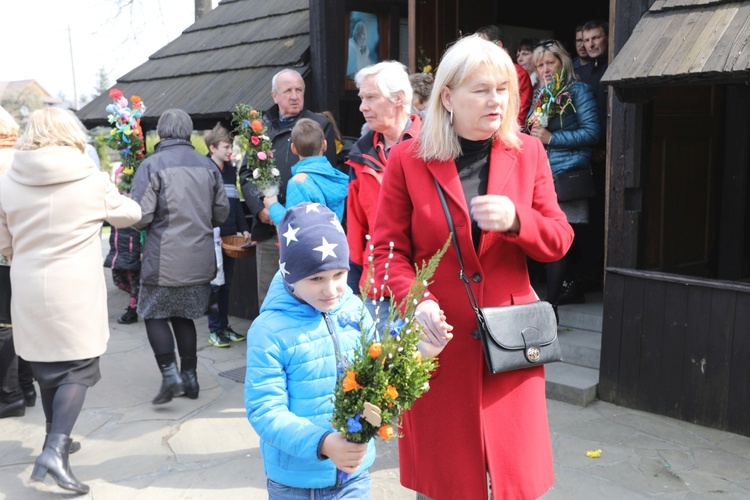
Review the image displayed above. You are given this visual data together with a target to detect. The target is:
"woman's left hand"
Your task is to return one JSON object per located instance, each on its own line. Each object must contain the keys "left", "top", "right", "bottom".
{"left": 242, "top": 231, "right": 252, "bottom": 242}
{"left": 470, "top": 195, "right": 520, "bottom": 233}
{"left": 530, "top": 123, "right": 552, "bottom": 144}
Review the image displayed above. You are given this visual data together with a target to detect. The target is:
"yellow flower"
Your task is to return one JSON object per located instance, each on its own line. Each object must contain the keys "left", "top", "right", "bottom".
{"left": 342, "top": 370, "right": 363, "bottom": 392}
{"left": 585, "top": 449, "right": 602, "bottom": 458}
{"left": 422, "top": 65, "right": 432, "bottom": 74}
{"left": 123, "top": 167, "right": 134, "bottom": 175}
{"left": 385, "top": 385, "right": 398, "bottom": 400}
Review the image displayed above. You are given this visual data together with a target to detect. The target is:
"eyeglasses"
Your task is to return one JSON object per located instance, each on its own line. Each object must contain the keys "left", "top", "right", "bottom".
{"left": 534, "top": 39, "right": 560, "bottom": 49}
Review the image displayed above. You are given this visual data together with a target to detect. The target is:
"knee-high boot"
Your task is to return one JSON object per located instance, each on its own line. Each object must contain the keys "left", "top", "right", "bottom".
{"left": 180, "top": 356, "right": 199, "bottom": 400}
{"left": 30, "top": 432, "right": 89, "bottom": 494}
{"left": 152, "top": 360, "right": 184, "bottom": 405}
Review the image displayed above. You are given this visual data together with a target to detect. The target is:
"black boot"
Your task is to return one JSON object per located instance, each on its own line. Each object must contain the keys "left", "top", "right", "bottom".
{"left": 45, "top": 422, "right": 80, "bottom": 454}
{"left": 152, "top": 361, "right": 184, "bottom": 405}
{"left": 117, "top": 306, "right": 138, "bottom": 324}
{"left": 0, "top": 398, "right": 25, "bottom": 418}
{"left": 22, "top": 385, "right": 36, "bottom": 407}
{"left": 180, "top": 356, "right": 199, "bottom": 400}
{"left": 30, "top": 432, "right": 89, "bottom": 494}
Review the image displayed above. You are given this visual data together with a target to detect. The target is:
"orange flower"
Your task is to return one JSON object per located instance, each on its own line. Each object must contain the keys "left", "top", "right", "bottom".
{"left": 131, "top": 95, "right": 142, "bottom": 104}
{"left": 250, "top": 109, "right": 258, "bottom": 117}
{"left": 250, "top": 119, "right": 264, "bottom": 133}
{"left": 378, "top": 425, "right": 395, "bottom": 440}
{"left": 342, "top": 370, "right": 363, "bottom": 392}
{"left": 368, "top": 342, "right": 382, "bottom": 359}
{"left": 385, "top": 385, "right": 398, "bottom": 400}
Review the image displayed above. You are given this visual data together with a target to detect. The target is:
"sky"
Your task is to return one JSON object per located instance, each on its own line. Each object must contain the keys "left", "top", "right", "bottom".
{"left": 2, "top": 0, "right": 220, "bottom": 106}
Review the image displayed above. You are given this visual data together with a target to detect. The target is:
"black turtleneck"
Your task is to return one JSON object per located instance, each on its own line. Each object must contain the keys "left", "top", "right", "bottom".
{"left": 455, "top": 136, "right": 492, "bottom": 249}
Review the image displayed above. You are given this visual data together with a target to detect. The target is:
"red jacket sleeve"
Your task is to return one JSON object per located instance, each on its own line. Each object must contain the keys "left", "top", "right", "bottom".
{"left": 516, "top": 64, "right": 533, "bottom": 126}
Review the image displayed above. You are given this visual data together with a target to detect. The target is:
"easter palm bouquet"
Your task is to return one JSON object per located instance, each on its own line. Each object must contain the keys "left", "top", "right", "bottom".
{"left": 231, "top": 104, "right": 280, "bottom": 197}
{"left": 331, "top": 237, "right": 450, "bottom": 444}
{"left": 106, "top": 88, "right": 146, "bottom": 192}
{"left": 525, "top": 68, "right": 576, "bottom": 131}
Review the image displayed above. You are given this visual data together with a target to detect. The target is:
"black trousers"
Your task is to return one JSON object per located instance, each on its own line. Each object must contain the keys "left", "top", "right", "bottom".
{"left": 0, "top": 326, "right": 22, "bottom": 403}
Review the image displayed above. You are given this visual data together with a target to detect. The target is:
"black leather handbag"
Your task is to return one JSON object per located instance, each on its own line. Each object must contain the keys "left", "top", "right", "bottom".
{"left": 434, "top": 180, "right": 562, "bottom": 374}
{"left": 0, "top": 265, "right": 11, "bottom": 324}
{"left": 553, "top": 167, "right": 596, "bottom": 202}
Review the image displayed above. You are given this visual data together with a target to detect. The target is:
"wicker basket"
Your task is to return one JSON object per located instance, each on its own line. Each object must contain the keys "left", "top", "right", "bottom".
{"left": 221, "top": 235, "right": 256, "bottom": 259}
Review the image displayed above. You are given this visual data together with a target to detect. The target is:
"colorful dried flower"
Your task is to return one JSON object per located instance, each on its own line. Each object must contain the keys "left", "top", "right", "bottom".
{"left": 369, "top": 343, "right": 382, "bottom": 359}
{"left": 378, "top": 425, "right": 395, "bottom": 440}
{"left": 342, "top": 370, "right": 363, "bottom": 392}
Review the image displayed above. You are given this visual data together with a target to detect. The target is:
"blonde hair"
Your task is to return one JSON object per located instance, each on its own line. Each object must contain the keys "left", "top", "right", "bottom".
{"left": 0, "top": 105, "right": 19, "bottom": 139}
{"left": 16, "top": 107, "right": 88, "bottom": 153}
{"left": 532, "top": 40, "right": 577, "bottom": 86}
{"left": 420, "top": 35, "right": 521, "bottom": 161}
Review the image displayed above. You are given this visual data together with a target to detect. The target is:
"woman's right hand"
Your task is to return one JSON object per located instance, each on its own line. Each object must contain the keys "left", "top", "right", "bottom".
{"left": 414, "top": 299, "right": 453, "bottom": 350}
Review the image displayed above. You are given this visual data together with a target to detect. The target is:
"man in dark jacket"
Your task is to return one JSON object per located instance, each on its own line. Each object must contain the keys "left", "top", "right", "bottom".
{"left": 239, "top": 69, "right": 336, "bottom": 307}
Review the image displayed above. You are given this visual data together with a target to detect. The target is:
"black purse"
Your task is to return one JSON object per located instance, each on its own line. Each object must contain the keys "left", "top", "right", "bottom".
{"left": 434, "top": 180, "right": 562, "bottom": 374}
{"left": 553, "top": 167, "right": 596, "bottom": 202}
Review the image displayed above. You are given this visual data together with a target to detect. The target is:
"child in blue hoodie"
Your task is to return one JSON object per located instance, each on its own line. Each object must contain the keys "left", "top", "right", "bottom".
{"left": 263, "top": 118, "right": 349, "bottom": 225}
{"left": 244, "top": 203, "right": 375, "bottom": 498}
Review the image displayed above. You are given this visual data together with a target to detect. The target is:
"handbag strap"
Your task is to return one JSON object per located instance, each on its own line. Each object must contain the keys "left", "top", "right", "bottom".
{"left": 434, "top": 179, "right": 483, "bottom": 317}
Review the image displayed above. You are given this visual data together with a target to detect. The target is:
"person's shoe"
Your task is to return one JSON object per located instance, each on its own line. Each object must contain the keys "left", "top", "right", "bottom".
{"left": 557, "top": 280, "right": 586, "bottom": 305}
{"left": 30, "top": 433, "right": 89, "bottom": 494}
{"left": 0, "top": 398, "right": 25, "bottom": 418}
{"left": 45, "top": 423, "right": 80, "bottom": 454}
{"left": 223, "top": 326, "right": 246, "bottom": 342}
{"left": 152, "top": 362, "right": 184, "bottom": 405}
{"left": 208, "top": 331, "right": 231, "bottom": 348}
{"left": 22, "top": 385, "right": 37, "bottom": 407}
{"left": 181, "top": 368, "right": 199, "bottom": 399}
{"left": 117, "top": 306, "right": 138, "bottom": 324}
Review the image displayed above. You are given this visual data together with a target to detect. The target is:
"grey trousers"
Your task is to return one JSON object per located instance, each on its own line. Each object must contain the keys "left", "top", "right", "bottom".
{"left": 255, "top": 237, "right": 279, "bottom": 308}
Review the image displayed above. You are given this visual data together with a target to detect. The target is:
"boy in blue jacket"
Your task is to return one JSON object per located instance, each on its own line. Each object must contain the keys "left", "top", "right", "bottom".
{"left": 245, "top": 203, "right": 375, "bottom": 498}
{"left": 263, "top": 118, "right": 349, "bottom": 225}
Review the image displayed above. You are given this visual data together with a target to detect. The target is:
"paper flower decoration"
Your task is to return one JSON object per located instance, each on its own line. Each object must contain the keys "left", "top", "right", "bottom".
{"left": 232, "top": 104, "right": 279, "bottom": 197}
{"left": 106, "top": 88, "right": 146, "bottom": 192}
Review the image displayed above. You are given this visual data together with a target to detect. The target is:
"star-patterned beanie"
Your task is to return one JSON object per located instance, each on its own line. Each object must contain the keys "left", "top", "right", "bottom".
{"left": 278, "top": 202, "right": 349, "bottom": 284}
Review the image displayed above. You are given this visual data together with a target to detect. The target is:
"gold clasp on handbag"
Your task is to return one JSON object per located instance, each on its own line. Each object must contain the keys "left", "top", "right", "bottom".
{"left": 526, "top": 346, "right": 541, "bottom": 362}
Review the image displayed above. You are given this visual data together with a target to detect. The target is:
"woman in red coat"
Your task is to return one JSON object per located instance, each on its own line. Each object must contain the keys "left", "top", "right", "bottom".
{"left": 372, "top": 35, "right": 574, "bottom": 499}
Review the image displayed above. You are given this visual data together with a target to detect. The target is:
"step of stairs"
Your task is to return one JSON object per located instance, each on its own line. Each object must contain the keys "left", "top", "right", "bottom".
{"left": 543, "top": 291, "right": 603, "bottom": 407}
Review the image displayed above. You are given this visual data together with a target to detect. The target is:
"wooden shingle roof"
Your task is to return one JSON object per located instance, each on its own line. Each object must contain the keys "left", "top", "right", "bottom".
{"left": 602, "top": 0, "right": 750, "bottom": 88}
{"left": 77, "top": 0, "right": 310, "bottom": 129}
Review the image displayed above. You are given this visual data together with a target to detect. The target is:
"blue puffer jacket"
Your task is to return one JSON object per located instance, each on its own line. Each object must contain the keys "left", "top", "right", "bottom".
{"left": 244, "top": 272, "right": 376, "bottom": 489}
{"left": 538, "top": 80, "right": 600, "bottom": 175}
{"left": 268, "top": 156, "right": 349, "bottom": 226}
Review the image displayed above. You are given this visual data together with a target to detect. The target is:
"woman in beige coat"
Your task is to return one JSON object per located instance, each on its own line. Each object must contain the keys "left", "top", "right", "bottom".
{"left": 0, "top": 107, "right": 141, "bottom": 494}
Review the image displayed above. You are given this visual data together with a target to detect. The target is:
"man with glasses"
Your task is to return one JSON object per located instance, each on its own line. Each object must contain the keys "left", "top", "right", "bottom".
{"left": 573, "top": 24, "right": 591, "bottom": 71}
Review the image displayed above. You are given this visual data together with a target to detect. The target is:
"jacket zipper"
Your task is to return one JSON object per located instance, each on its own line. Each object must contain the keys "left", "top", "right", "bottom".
{"left": 323, "top": 312, "right": 345, "bottom": 487}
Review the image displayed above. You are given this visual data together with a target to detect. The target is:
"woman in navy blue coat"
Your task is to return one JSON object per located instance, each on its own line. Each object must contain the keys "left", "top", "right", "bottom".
{"left": 525, "top": 40, "right": 600, "bottom": 316}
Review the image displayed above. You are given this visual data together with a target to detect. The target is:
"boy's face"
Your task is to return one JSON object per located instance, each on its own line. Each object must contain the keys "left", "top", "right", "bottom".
{"left": 291, "top": 268, "right": 348, "bottom": 312}
{"left": 210, "top": 140, "right": 233, "bottom": 163}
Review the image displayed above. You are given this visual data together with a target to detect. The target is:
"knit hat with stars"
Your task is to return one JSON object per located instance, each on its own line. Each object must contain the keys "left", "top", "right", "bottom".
{"left": 278, "top": 202, "right": 349, "bottom": 284}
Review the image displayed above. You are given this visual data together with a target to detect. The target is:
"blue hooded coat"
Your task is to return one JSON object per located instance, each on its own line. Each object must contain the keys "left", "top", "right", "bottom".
{"left": 244, "top": 272, "right": 376, "bottom": 489}
{"left": 268, "top": 156, "right": 349, "bottom": 226}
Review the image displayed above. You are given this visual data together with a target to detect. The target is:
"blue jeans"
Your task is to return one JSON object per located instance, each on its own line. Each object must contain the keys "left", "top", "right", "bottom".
{"left": 266, "top": 470, "right": 370, "bottom": 500}
{"left": 208, "top": 254, "right": 234, "bottom": 333}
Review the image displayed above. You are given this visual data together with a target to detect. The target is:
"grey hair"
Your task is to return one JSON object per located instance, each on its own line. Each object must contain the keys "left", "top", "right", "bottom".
{"left": 419, "top": 35, "right": 521, "bottom": 162}
{"left": 355, "top": 61, "right": 413, "bottom": 116}
{"left": 271, "top": 69, "right": 305, "bottom": 94}
{"left": 157, "top": 109, "right": 193, "bottom": 140}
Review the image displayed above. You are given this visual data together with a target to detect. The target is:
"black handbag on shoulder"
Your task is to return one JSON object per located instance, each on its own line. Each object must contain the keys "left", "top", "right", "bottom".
{"left": 434, "top": 180, "right": 562, "bottom": 374}
{"left": 553, "top": 167, "right": 596, "bottom": 202}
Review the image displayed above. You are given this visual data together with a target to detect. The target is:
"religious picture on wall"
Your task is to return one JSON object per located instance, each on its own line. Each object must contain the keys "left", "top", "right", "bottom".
{"left": 346, "top": 11, "right": 380, "bottom": 80}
